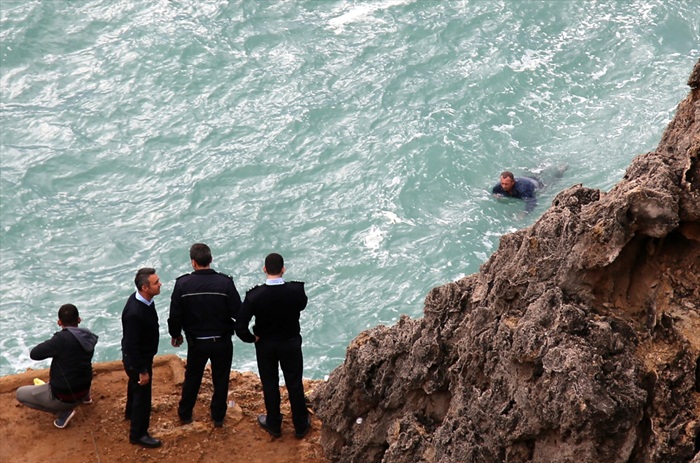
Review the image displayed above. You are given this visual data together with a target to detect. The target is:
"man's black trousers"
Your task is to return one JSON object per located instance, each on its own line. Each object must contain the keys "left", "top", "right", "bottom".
{"left": 255, "top": 335, "right": 309, "bottom": 433}
{"left": 124, "top": 363, "right": 153, "bottom": 440}
{"left": 178, "top": 336, "right": 233, "bottom": 423}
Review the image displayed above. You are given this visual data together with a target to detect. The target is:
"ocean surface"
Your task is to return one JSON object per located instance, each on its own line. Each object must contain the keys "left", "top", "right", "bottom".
{"left": 1, "top": 0, "right": 698, "bottom": 379}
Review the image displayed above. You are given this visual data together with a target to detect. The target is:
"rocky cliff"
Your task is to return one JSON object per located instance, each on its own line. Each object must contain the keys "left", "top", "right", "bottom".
{"left": 313, "top": 59, "right": 700, "bottom": 463}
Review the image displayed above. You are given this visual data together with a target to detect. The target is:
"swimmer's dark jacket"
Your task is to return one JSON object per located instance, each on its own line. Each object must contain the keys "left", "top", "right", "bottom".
{"left": 492, "top": 176, "right": 540, "bottom": 213}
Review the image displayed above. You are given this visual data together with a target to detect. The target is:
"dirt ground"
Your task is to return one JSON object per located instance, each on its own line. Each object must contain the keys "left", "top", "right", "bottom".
{"left": 0, "top": 355, "right": 329, "bottom": 463}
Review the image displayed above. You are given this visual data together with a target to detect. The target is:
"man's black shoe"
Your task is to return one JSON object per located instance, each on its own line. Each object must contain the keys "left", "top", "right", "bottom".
{"left": 257, "top": 415, "right": 281, "bottom": 438}
{"left": 214, "top": 419, "right": 224, "bottom": 428}
{"left": 129, "top": 434, "right": 162, "bottom": 448}
{"left": 178, "top": 410, "right": 193, "bottom": 424}
{"left": 295, "top": 416, "right": 311, "bottom": 439}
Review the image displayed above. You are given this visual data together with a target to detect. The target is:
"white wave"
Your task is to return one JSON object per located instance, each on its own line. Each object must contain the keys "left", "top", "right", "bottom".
{"left": 591, "top": 64, "right": 609, "bottom": 80}
{"left": 509, "top": 49, "right": 554, "bottom": 72}
{"left": 381, "top": 210, "right": 415, "bottom": 226}
{"left": 329, "top": 0, "right": 415, "bottom": 30}
{"left": 363, "top": 225, "right": 385, "bottom": 249}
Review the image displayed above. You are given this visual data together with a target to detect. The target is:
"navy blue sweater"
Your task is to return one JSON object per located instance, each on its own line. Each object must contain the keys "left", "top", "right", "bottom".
{"left": 492, "top": 176, "right": 540, "bottom": 212}
{"left": 121, "top": 293, "right": 159, "bottom": 373}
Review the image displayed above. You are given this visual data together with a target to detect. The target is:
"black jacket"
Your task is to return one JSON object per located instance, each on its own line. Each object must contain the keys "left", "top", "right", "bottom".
{"left": 31, "top": 327, "right": 98, "bottom": 396}
{"left": 168, "top": 269, "right": 241, "bottom": 339}
{"left": 235, "top": 281, "right": 307, "bottom": 343}
{"left": 121, "top": 293, "right": 159, "bottom": 373}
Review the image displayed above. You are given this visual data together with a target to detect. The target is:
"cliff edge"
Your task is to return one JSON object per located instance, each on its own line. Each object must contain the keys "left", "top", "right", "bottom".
{"left": 313, "top": 59, "right": 700, "bottom": 463}
{"left": 0, "top": 355, "right": 328, "bottom": 463}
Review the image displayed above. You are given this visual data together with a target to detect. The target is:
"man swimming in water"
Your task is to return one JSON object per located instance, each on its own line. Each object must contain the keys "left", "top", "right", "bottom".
{"left": 491, "top": 171, "right": 542, "bottom": 213}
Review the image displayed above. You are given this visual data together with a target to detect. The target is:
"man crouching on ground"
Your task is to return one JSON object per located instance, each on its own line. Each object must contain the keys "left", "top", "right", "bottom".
{"left": 16, "top": 304, "right": 98, "bottom": 429}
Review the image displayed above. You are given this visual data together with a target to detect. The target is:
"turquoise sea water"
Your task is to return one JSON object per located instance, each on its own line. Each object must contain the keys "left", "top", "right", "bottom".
{"left": 1, "top": 0, "right": 698, "bottom": 379}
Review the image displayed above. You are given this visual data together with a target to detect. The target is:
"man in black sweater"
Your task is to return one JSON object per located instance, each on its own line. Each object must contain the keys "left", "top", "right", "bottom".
{"left": 16, "top": 304, "right": 98, "bottom": 429}
{"left": 168, "top": 243, "right": 241, "bottom": 427}
{"left": 121, "top": 267, "right": 162, "bottom": 448}
{"left": 235, "top": 253, "right": 311, "bottom": 439}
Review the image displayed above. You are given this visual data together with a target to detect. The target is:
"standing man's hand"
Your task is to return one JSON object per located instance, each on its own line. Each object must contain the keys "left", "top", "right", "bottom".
{"left": 138, "top": 372, "right": 150, "bottom": 386}
{"left": 171, "top": 335, "right": 184, "bottom": 347}
{"left": 254, "top": 335, "right": 260, "bottom": 343}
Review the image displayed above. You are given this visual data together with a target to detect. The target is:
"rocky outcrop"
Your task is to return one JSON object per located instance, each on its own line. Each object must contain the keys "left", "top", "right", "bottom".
{"left": 313, "top": 59, "right": 700, "bottom": 463}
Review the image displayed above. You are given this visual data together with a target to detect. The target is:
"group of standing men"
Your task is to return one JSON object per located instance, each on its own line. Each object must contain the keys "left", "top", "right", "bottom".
{"left": 16, "top": 243, "right": 311, "bottom": 449}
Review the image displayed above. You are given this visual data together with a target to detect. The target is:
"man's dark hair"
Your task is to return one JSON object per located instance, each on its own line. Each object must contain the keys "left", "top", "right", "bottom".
{"left": 500, "top": 171, "right": 515, "bottom": 181}
{"left": 264, "top": 253, "right": 284, "bottom": 275}
{"left": 135, "top": 267, "right": 156, "bottom": 290}
{"left": 58, "top": 304, "right": 80, "bottom": 326}
{"left": 190, "top": 243, "right": 213, "bottom": 267}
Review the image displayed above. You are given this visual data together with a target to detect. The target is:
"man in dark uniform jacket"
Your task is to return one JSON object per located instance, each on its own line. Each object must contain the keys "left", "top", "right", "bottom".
{"left": 235, "top": 253, "right": 311, "bottom": 439}
{"left": 168, "top": 243, "right": 241, "bottom": 427}
{"left": 121, "top": 267, "right": 162, "bottom": 448}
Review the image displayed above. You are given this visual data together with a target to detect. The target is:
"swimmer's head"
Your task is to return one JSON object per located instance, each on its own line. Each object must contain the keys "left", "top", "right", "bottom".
{"left": 500, "top": 171, "right": 515, "bottom": 193}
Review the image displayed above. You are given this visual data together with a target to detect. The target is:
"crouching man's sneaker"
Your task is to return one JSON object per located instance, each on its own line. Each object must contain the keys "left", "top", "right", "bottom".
{"left": 54, "top": 409, "right": 76, "bottom": 429}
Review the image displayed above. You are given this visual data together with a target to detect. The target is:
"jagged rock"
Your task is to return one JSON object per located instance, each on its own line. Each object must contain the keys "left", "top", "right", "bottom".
{"left": 313, "top": 59, "right": 700, "bottom": 463}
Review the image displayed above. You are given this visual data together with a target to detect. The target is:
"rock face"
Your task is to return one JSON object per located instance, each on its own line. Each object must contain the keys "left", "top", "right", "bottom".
{"left": 313, "top": 59, "right": 700, "bottom": 463}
